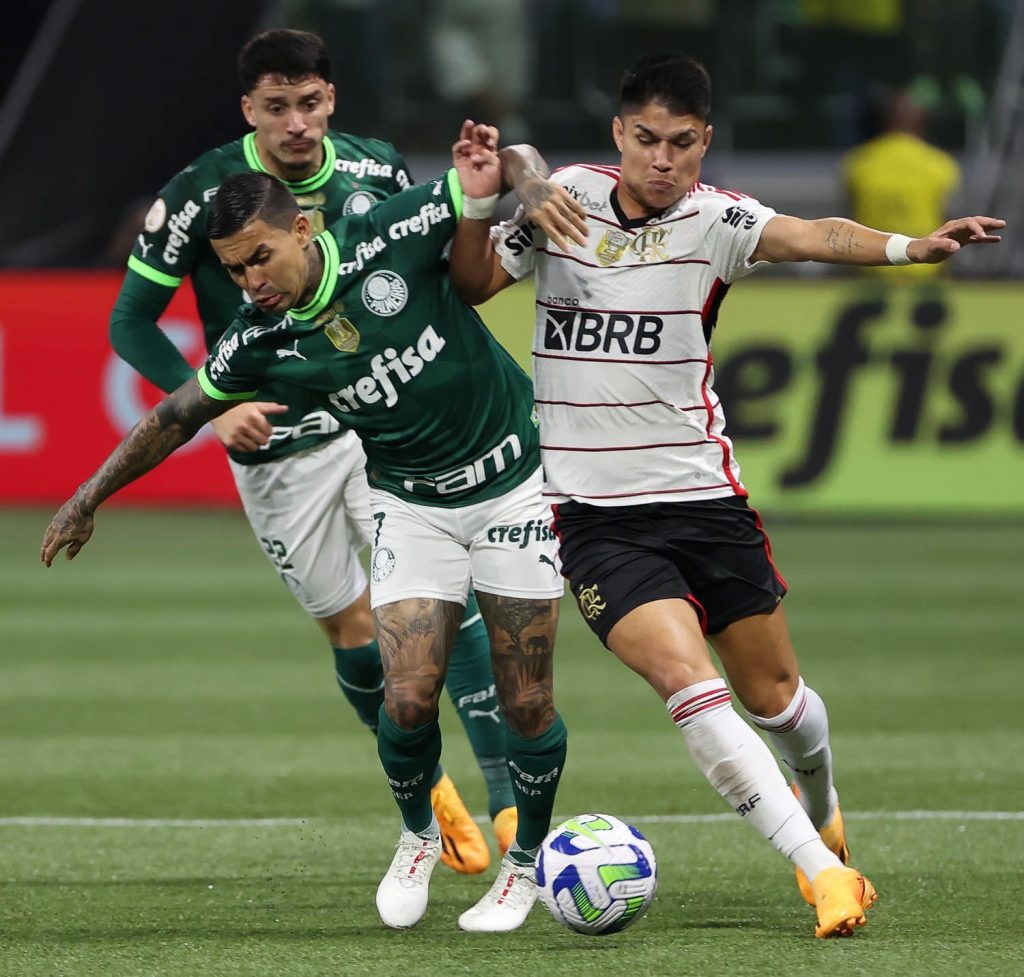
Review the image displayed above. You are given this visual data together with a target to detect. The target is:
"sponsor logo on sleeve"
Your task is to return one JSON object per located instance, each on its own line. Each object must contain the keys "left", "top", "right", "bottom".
{"left": 343, "top": 189, "right": 378, "bottom": 215}
{"left": 336, "top": 158, "right": 394, "bottom": 180}
{"left": 162, "top": 199, "right": 202, "bottom": 265}
{"left": 502, "top": 223, "right": 534, "bottom": 256}
{"left": 386, "top": 201, "right": 450, "bottom": 240}
{"left": 209, "top": 333, "right": 240, "bottom": 378}
{"left": 721, "top": 205, "right": 758, "bottom": 230}
{"left": 143, "top": 198, "right": 167, "bottom": 233}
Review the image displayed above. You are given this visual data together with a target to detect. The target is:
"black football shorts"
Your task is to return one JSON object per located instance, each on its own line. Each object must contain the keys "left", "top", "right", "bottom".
{"left": 552, "top": 495, "right": 787, "bottom": 646}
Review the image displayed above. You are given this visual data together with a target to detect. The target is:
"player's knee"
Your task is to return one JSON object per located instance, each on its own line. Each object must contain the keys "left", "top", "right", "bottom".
{"left": 738, "top": 672, "right": 801, "bottom": 718}
{"left": 384, "top": 676, "right": 444, "bottom": 730}
{"left": 499, "top": 686, "right": 554, "bottom": 739}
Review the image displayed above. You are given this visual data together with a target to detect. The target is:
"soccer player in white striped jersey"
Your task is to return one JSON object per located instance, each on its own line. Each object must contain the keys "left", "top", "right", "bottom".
{"left": 449, "top": 53, "right": 1004, "bottom": 938}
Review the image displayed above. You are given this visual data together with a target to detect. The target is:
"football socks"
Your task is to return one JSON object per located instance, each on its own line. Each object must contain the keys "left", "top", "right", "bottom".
{"left": 667, "top": 679, "right": 842, "bottom": 881}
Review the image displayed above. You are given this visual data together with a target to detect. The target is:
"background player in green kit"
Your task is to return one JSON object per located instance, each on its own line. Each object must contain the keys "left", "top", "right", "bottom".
{"left": 42, "top": 127, "right": 586, "bottom": 933}
{"left": 108, "top": 29, "right": 510, "bottom": 873}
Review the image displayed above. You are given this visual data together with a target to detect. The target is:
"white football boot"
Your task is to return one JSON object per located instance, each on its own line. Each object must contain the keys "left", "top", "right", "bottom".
{"left": 457, "top": 853, "right": 538, "bottom": 932}
{"left": 375, "top": 825, "right": 443, "bottom": 929}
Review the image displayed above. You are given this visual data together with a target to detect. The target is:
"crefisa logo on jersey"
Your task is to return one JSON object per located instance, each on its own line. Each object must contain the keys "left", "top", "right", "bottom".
{"left": 371, "top": 547, "right": 396, "bottom": 581}
{"left": 362, "top": 270, "right": 408, "bottom": 316}
{"left": 343, "top": 190, "right": 378, "bottom": 215}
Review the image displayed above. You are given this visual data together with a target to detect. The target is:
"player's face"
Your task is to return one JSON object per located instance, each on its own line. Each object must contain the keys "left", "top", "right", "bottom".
{"left": 613, "top": 102, "right": 712, "bottom": 218}
{"left": 242, "top": 74, "right": 336, "bottom": 180}
{"left": 212, "top": 215, "right": 314, "bottom": 313}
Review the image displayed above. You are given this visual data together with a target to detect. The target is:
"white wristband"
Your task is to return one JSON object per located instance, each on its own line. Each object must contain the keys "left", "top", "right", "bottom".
{"left": 885, "top": 233, "right": 913, "bottom": 265}
{"left": 463, "top": 193, "right": 499, "bottom": 221}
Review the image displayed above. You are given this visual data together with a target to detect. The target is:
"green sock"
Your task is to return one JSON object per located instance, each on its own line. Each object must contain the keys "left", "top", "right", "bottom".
{"left": 505, "top": 712, "right": 568, "bottom": 851}
{"left": 446, "top": 593, "right": 515, "bottom": 818}
{"left": 332, "top": 642, "right": 384, "bottom": 732}
{"left": 334, "top": 642, "right": 445, "bottom": 787}
{"left": 376, "top": 706, "right": 442, "bottom": 834}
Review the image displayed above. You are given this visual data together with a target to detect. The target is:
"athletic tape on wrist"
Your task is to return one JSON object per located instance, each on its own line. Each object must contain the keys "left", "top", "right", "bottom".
{"left": 463, "top": 193, "right": 499, "bottom": 220}
{"left": 885, "top": 233, "right": 913, "bottom": 265}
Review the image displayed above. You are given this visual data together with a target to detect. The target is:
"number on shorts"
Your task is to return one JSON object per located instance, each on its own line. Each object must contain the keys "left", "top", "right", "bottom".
{"left": 259, "top": 536, "right": 294, "bottom": 571}
{"left": 372, "top": 511, "right": 386, "bottom": 548}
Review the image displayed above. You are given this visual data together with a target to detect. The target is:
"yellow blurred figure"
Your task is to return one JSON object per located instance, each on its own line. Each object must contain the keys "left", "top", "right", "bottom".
{"left": 843, "top": 92, "right": 961, "bottom": 278}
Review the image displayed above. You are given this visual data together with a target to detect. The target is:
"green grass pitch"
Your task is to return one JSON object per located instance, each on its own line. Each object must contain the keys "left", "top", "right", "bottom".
{"left": 2, "top": 509, "right": 1022, "bottom": 976}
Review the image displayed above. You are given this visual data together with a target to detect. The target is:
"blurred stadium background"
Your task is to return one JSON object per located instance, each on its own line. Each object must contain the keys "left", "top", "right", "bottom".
{"left": 1, "top": 2, "right": 1022, "bottom": 975}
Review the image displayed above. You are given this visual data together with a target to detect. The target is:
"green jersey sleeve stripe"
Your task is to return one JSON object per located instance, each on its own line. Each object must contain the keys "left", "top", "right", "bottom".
{"left": 446, "top": 168, "right": 464, "bottom": 220}
{"left": 197, "top": 366, "right": 256, "bottom": 401}
{"left": 127, "top": 255, "right": 182, "bottom": 288}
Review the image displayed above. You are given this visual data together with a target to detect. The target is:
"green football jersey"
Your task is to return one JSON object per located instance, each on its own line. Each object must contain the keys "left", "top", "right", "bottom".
{"left": 124, "top": 130, "right": 411, "bottom": 463}
{"left": 198, "top": 171, "right": 540, "bottom": 508}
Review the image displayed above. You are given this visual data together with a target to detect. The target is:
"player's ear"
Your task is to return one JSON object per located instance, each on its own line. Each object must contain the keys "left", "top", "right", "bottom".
{"left": 325, "top": 83, "right": 336, "bottom": 117}
{"left": 293, "top": 211, "right": 311, "bottom": 245}
{"left": 702, "top": 122, "right": 713, "bottom": 157}
{"left": 241, "top": 95, "right": 256, "bottom": 128}
{"left": 612, "top": 116, "right": 624, "bottom": 153}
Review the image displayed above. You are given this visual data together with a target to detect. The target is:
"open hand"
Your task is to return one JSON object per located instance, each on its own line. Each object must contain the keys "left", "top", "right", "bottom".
{"left": 909, "top": 216, "right": 1005, "bottom": 264}
{"left": 518, "top": 177, "right": 589, "bottom": 252}
{"left": 41, "top": 499, "right": 95, "bottom": 566}
{"left": 452, "top": 119, "right": 502, "bottom": 200}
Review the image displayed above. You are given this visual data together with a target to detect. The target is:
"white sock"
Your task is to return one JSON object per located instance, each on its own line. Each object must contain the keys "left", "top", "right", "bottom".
{"left": 668, "top": 679, "right": 842, "bottom": 881}
{"left": 747, "top": 678, "right": 837, "bottom": 830}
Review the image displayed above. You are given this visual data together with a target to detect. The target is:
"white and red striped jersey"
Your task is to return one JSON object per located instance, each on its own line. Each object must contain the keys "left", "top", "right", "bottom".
{"left": 491, "top": 163, "right": 776, "bottom": 506}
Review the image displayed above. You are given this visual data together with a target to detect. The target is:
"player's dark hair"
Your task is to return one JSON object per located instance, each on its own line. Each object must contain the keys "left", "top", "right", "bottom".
{"left": 208, "top": 172, "right": 300, "bottom": 240}
{"left": 619, "top": 53, "right": 712, "bottom": 121}
{"left": 238, "top": 29, "right": 331, "bottom": 92}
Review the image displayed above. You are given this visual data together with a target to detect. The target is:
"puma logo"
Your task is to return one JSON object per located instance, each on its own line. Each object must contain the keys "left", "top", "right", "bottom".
{"left": 538, "top": 554, "right": 557, "bottom": 572}
{"left": 276, "top": 340, "right": 307, "bottom": 361}
{"left": 468, "top": 705, "right": 501, "bottom": 724}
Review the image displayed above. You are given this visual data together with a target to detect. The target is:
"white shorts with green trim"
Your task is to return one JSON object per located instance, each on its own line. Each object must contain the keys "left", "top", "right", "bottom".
{"left": 367, "top": 467, "right": 564, "bottom": 608}
{"left": 228, "top": 432, "right": 371, "bottom": 619}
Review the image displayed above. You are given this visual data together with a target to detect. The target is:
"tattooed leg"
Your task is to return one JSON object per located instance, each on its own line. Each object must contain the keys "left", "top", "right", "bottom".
{"left": 374, "top": 597, "right": 464, "bottom": 728}
{"left": 474, "top": 593, "right": 559, "bottom": 738}
{"left": 475, "top": 591, "right": 566, "bottom": 853}
{"left": 374, "top": 597, "right": 464, "bottom": 834}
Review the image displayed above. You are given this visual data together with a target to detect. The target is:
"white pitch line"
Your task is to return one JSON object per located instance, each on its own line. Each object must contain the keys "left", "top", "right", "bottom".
{"left": 0, "top": 811, "right": 1021, "bottom": 828}
{"left": 0, "top": 817, "right": 307, "bottom": 827}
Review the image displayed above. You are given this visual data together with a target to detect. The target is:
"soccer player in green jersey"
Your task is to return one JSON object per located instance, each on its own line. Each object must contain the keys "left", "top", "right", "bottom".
{"left": 43, "top": 126, "right": 586, "bottom": 933}
{"left": 108, "top": 28, "right": 512, "bottom": 873}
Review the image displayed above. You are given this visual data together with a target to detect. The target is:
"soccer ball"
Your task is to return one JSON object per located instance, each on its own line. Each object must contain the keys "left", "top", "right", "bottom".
{"left": 536, "top": 813, "right": 657, "bottom": 935}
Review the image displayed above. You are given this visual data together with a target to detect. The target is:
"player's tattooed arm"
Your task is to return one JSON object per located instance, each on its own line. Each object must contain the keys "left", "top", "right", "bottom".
{"left": 476, "top": 593, "right": 559, "bottom": 738}
{"left": 40, "top": 378, "right": 229, "bottom": 566}
{"left": 515, "top": 175, "right": 589, "bottom": 252}
{"left": 375, "top": 598, "right": 464, "bottom": 727}
{"left": 752, "top": 213, "right": 1005, "bottom": 266}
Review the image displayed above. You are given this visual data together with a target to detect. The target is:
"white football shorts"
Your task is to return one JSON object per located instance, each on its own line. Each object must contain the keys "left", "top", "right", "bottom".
{"left": 228, "top": 431, "right": 371, "bottom": 619}
{"left": 366, "top": 467, "right": 564, "bottom": 608}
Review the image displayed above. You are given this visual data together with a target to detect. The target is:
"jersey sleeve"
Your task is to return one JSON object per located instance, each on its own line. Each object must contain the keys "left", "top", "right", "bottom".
{"left": 700, "top": 194, "right": 778, "bottom": 283}
{"left": 363, "top": 169, "right": 463, "bottom": 264}
{"left": 127, "top": 168, "right": 209, "bottom": 288}
{"left": 490, "top": 205, "right": 539, "bottom": 281}
{"left": 109, "top": 270, "right": 195, "bottom": 393}
{"left": 196, "top": 326, "right": 260, "bottom": 401}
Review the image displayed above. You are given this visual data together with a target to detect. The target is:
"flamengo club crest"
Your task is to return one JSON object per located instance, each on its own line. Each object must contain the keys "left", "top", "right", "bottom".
{"left": 362, "top": 270, "right": 408, "bottom": 316}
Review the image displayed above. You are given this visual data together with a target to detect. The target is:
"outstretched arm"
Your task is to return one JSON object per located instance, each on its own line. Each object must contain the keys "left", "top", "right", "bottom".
{"left": 41, "top": 377, "right": 230, "bottom": 565}
{"left": 750, "top": 214, "right": 1005, "bottom": 266}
